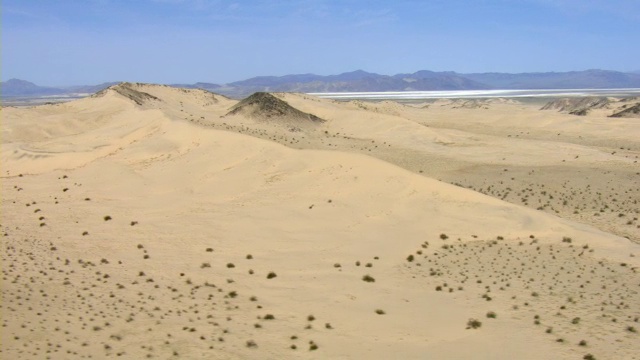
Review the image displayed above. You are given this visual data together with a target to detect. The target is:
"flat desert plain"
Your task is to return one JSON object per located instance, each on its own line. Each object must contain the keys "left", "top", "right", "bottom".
{"left": 1, "top": 83, "right": 639, "bottom": 359}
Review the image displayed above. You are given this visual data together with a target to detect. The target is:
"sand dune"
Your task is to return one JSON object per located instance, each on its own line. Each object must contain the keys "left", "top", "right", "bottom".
{"left": 1, "top": 83, "right": 639, "bottom": 359}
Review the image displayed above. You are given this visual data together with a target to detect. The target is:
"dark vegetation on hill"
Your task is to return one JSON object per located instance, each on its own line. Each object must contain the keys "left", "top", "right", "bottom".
{"left": 226, "top": 92, "right": 324, "bottom": 123}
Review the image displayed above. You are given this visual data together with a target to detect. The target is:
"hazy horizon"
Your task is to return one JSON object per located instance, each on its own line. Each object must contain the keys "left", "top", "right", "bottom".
{"left": 3, "top": 0, "right": 639, "bottom": 87}
{"left": 4, "top": 67, "right": 640, "bottom": 89}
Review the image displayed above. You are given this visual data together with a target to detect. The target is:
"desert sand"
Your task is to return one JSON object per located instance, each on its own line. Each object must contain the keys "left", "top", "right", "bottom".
{"left": 1, "top": 83, "right": 638, "bottom": 359}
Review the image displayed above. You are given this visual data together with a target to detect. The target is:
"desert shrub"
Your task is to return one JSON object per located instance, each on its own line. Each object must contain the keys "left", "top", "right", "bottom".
{"left": 440, "top": 233, "right": 449, "bottom": 240}
{"left": 467, "top": 319, "right": 482, "bottom": 329}
{"left": 375, "top": 309, "right": 385, "bottom": 315}
{"left": 362, "top": 274, "right": 375, "bottom": 282}
{"left": 226, "top": 263, "right": 235, "bottom": 268}
{"left": 267, "top": 271, "right": 277, "bottom": 279}
{"left": 407, "top": 254, "right": 414, "bottom": 262}
{"left": 579, "top": 340, "right": 587, "bottom": 346}
{"left": 263, "top": 314, "right": 275, "bottom": 320}
{"left": 104, "top": 216, "right": 112, "bottom": 221}
{"left": 486, "top": 311, "right": 497, "bottom": 319}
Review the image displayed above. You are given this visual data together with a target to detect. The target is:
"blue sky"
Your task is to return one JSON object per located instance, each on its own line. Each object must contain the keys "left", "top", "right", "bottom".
{"left": 2, "top": 0, "right": 639, "bottom": 86}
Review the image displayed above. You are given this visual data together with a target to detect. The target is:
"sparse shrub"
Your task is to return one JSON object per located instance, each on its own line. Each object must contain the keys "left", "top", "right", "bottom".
{"left": 104, "top": 215, "right": 112, "bottom": 221}
{"left": 579, "top": 340, "right": 587, "bottom": 346}
{"left": 467, "top": 318, "right": 482, "bottom": 329}
{"left": 206, "top": 248, "right": 213, "bottom": 252}
{"left": 362, "top": 274, "right": 375, "bottom": 282}
{"left": 267, "top": 271, "right": 277, "bottom": 279}
{"left": 583, "top": 354, "right": 596, "bottom": 360}
{"left": 440, "top": 233, "right": 449, "bottom": 240}
{"left": 307, "top": 315, "right": 315, "bottom": 321}
{"left": 407, "top": 254, "right": 414, "bottom": 262}
{"left": 246, "top": 340, "right": 257, "bottom": 348}
{"left": 263, "top": 314, "right": 275, "bottom": 320}
{"left": 627, "top": 326, "right": 637, "bottom": 333}
{"left": 309, "top": 342, "right": 318, "bottom": 351}
{"left": 201, "top": 262, "right": 211, "bottom": 268}
{"left": 562, "top": 237, "right": 572, "bottom": 243}
{"left": 375, "top": 309, "right": 385, "bottom": 315}
{"left": 436, "top": 286, "right": 443, "bottom": 291}
{"left": 486, "top": 311, "right": 497, "bottom": 319}
{"left": 226, "top": 263, "right": 235, "bottom": 268}
{"left": 246, "top": 254, "right": 253, "bottom": 259}
{"left": 572, "top": 317, "right": 581, "bottom": 325}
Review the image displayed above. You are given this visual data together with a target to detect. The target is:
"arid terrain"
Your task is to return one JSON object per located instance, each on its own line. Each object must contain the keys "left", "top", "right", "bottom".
{"left": 1, "top": 83, "right": 639, "bottom": 359}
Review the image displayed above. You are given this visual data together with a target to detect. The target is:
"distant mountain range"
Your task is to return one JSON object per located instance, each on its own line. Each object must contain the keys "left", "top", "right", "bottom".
{"left": 3, "top": 69, "right": 640, "bottom": 99}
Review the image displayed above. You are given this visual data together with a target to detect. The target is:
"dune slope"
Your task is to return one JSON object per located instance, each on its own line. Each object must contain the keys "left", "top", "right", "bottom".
{"left": 1, "top": 84, "right": 639, "bottom": 359}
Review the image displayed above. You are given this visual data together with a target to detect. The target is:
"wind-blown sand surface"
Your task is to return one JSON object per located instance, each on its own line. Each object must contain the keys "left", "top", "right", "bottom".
{"left": 1, "top": 83, "right": 639, "bottom": 359}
